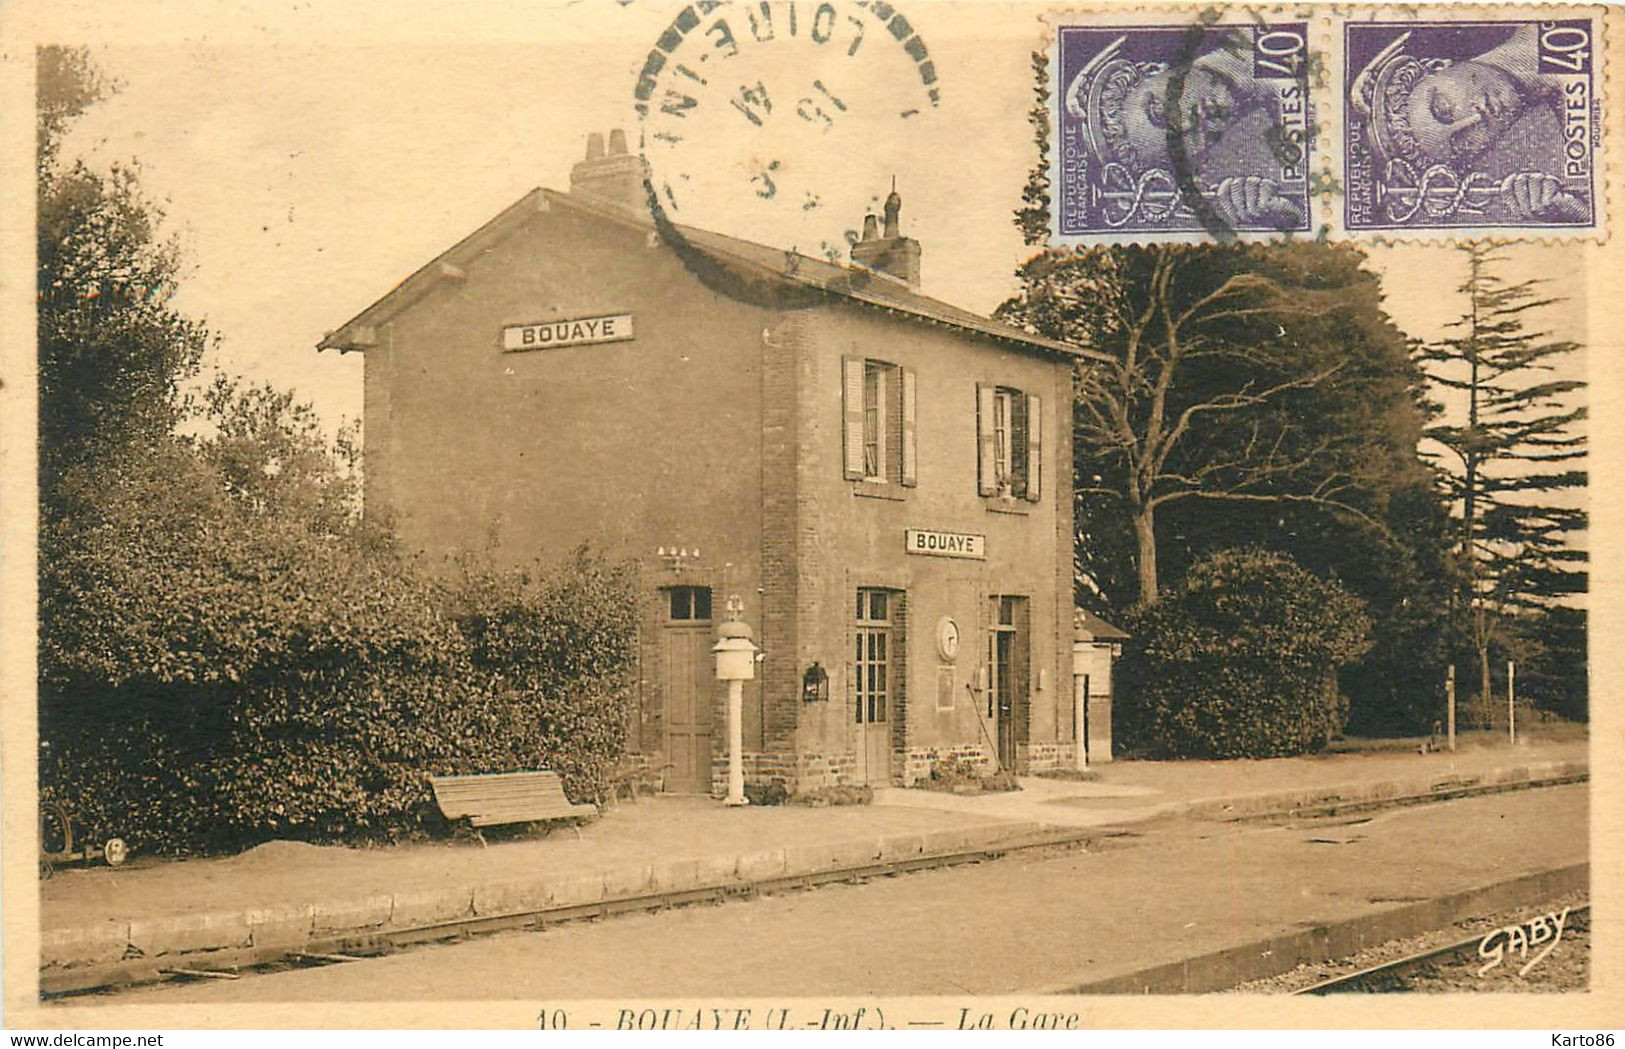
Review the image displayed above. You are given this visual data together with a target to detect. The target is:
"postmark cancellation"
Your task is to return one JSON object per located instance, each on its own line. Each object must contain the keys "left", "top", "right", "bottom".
{"left": 1050, "top": 18, "right": 1314, "bottom": 242}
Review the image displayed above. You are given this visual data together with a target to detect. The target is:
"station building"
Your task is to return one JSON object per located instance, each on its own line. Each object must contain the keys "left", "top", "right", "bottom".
{"left": 320, "top": 130, "right": 1116, "bottom": 793}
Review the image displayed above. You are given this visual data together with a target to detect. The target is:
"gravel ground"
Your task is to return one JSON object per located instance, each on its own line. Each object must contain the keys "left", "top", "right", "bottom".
{"left": 1229, "top": 891, "right": 1589, "bottom": 993}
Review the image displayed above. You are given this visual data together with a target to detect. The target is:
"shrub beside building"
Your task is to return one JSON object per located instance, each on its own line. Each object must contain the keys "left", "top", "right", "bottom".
{"left": 40, "top": 442, "right": 636, "bottom": 854}
{"left": 1113, "top": 549, "right": 1373, "bottom": 759}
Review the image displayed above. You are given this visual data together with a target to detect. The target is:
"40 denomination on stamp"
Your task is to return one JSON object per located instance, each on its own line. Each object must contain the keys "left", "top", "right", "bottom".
{"left": 1344, "top": 16, "right": 1602, "bottom": 235}
{"left": 1050, "top": 17, "right": 1313, "bottom": 242}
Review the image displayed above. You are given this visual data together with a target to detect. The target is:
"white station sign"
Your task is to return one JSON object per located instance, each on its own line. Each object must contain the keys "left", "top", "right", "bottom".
{"left": 905, "top": 529, "right": 986, "bottom": 560}
{"left": 503, "top": 313, "right": 634, "bottom": 352}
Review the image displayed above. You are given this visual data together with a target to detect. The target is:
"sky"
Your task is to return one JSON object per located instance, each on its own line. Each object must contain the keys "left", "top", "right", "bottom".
{"left": 35, "top": 1, "right": 1600, "bottom": 456}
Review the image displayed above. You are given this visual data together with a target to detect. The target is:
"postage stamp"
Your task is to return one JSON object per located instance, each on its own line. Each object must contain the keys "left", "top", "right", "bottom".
{"left": 1050, "top": 18, "right": 1314, "bottom": 242}
{"left": 1344, "top": 17, "right": 1604, "bottom": 235}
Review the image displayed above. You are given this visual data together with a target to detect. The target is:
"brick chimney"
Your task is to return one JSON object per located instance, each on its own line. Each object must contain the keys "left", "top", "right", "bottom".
{"left": 850, "top": 180, "right": 921, "bottom": 287}
{"left": 569, "top": 128, "right": 651, "bottom": 211}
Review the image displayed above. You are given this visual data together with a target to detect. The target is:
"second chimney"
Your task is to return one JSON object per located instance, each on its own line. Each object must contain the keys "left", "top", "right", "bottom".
{"left": 569, "top": 128, "right": 651, "bottom": 212}
{"left": 851, "top": 183, "right": 921, "bottom": 288}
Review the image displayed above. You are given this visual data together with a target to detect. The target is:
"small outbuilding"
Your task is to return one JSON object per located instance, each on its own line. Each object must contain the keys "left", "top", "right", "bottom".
{"left": 1072, "top": 609, "right": 1129, "bottom": 765}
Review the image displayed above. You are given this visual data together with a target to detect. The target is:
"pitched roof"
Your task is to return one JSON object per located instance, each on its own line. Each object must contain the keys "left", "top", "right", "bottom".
{"left": 318, "top": 187, "right": 1103, "bottom": 362}
{"left": 1075, "top": 608, "right": 1130, "bottom": 641}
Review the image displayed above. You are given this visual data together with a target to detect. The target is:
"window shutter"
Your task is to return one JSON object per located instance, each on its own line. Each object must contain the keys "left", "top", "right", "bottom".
{"left": 873, "top": 366, "right": 887, "bottom": 480}
{"left": 976, "top": 383, "right": 997, "bottom": 496}
{"left": 901, "top": 367, "right": 917, "bottom": 487}
{"left": 842, "top": 356, "right": 865, "bottom": 480}
{"left": 1024, "top": 392, "right": 1042, "bottom": 502}
{"left": 1011, "top": 392, "right": 1029, "bottom": 496}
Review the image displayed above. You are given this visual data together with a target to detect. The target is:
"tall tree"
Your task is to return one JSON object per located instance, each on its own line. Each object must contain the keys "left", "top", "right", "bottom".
{"left": 1007, "top": 50, "right": 1460, "bottom": 735}
{"left": 997, "top": 242, "right": 1408, "bottom": 605}
{"left": 38, "top": 46, "right": 208, "bottom": 494}
{"left": 1005, "top": 51, "right": 1438, "bottom": 611}
{"left": 191, "top": 374, "right": 363, "bottom": 536}
{"left": 1419, "top": 243, "right": 1587, "bottom": 715}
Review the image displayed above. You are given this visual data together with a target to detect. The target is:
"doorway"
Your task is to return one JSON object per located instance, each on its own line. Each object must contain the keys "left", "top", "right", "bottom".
{"left": 989, "top": 595, "right": 1029, "bottom": 771}
{"left": 661, "top": 586, "right": 714, "bottom": 793}
{"left": 854, "top": 588, "right": 895, "bottom": 785}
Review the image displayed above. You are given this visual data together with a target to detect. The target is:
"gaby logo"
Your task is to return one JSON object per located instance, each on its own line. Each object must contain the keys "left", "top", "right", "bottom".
{"left": 1478, "top": 906, "right": 1572, "bottom": 977}
{"left": 504, "top": 313, "right": 635, "bottom": 352}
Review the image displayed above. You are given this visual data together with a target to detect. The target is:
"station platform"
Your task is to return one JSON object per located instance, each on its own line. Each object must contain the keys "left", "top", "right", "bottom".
{"left": 37, "top": 736, "right": 1588, "bottom": 977}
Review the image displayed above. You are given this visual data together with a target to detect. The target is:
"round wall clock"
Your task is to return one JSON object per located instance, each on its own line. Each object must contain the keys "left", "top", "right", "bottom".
{"left": 935, "top": 616, "right": 960, "bottom": 662}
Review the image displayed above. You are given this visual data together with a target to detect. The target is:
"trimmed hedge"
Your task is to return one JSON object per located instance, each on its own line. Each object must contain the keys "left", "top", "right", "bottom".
{"left": 40, "top": 446, "right": 636, "bottom": 854}
{"left": 1114, "top": 549, "right": 1372, "bottom": 759}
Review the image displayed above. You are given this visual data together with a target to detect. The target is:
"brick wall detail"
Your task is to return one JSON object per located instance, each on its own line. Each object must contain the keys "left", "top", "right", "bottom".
{"left": 1015, "top": 740, "right": 1077, "bottom": 775}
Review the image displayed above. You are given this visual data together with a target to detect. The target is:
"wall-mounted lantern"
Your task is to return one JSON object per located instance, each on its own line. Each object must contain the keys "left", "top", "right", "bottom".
{"left": 802, "top": 663, "right": 829, "bottom": 703}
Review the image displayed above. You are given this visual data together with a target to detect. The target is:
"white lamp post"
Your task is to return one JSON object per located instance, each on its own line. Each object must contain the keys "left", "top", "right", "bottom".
{"left": 712, "top": 594, "right": 758, "bottom": 807}
{"left": 1507, "top": 660, "right": 1516, "bottom": 745}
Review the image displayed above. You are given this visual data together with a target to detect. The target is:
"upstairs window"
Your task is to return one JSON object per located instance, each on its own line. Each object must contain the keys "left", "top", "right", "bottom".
{"left": 977, "top": 384, "right": 1041, "bottom": 502}
{"left": 863, "top": 361, "right": 887, "bottom": 479}
{"left": 843, "top": 357, "right": 916, "bottom": 488}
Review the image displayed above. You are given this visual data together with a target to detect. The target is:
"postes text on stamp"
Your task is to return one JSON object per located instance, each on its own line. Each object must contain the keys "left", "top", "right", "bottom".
{"left": 1344, "top": 17, "right": 1601, "bottom": 234}
{"left": 1051, "top": 19, "right": 1313, "bottom": 242}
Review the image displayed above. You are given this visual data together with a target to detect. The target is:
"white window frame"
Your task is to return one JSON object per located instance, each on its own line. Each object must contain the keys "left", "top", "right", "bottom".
{"left": 993, "top": 387, "right": 1017, "bottom": 495}
{"left": 855, "top": 588, "right": 893, "bottom": 725}
{"left": 862, "top": 361, "right": 888, "bottom": 483}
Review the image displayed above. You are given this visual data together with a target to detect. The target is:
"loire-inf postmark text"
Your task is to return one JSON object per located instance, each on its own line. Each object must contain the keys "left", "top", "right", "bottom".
{"left": 1344, "top": 18, "right": 1601, "bottom": 233}
{"left": 1051, "top": 21, "right": 1313, "bottom": 241}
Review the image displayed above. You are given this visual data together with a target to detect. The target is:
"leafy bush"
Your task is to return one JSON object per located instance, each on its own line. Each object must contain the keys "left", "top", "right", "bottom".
{"left": 792, "top": 785, "right": 873, "bottom": 807}
{"left": 40, "top": 438, "right": 636, "bottom": 854}
{"left": 744, "top": 782, "right": 790, "bottom": 806}
{"left": 918, "top": 757, "right": 1019, "bottom": 794}
{"left": 1508, "top": 605, "right": 1587, "bottom": 724}
{"left": 1114, "top": 549, "right": 1373, "bottom": 759}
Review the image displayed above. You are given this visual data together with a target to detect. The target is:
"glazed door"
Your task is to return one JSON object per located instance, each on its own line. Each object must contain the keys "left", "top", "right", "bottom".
{"left": 662, "top": 587, "right": 715, "bottom": 793}
{"left": 989, "top": 596, "right": 1029, "bottom": 771}
{"left": 854, "top": 589, "right": 894, "bottom": 785}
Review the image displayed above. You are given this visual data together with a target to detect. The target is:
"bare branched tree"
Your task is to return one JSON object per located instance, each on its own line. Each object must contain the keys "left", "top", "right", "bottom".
{"left": 1000, "top": 243, "right": 1390, "bottom": 604}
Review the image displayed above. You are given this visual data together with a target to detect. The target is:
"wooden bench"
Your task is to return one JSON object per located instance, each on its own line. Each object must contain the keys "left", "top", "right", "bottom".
{"left": 428, "top": 771, "right": 598, "bottom": 842}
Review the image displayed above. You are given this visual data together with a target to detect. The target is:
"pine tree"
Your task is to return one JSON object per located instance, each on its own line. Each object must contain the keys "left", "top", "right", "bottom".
{"left": 1419, "top": 244, "right": 1587, "bottom": 722}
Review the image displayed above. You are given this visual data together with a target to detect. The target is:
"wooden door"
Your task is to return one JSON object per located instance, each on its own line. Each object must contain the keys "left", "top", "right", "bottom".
{"left": 662, "top": 588, "right": 715, "bottom": 793}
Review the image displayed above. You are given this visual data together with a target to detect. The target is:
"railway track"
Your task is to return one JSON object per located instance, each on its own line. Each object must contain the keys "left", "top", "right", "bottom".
{"left": 1292, "top": 903, "right": 1590, "bottom": 994}
{"left": 42, "top": 831, "right": 1117, "bottom": 1000}
{"left": 42, "top": 776, "right": 1586, "bottom": 1000}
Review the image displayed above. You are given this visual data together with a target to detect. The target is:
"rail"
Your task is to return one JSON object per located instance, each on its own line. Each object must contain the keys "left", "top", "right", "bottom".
{"left": 1291, "top": 903, "right": 1590, "bottom": 994}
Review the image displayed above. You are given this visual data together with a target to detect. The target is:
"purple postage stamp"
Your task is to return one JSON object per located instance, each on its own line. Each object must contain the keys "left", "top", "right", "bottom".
{"left": 1050, "top": 21, "right": 1313, "bottom": 242}
{"left": 1345, "top": 18, "right": 1602, "bottom": 234}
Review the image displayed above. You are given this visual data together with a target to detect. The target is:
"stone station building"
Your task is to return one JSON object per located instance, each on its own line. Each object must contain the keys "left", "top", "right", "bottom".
{"left": 320, "top": 131, "right": 1116, "bottom": 794}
